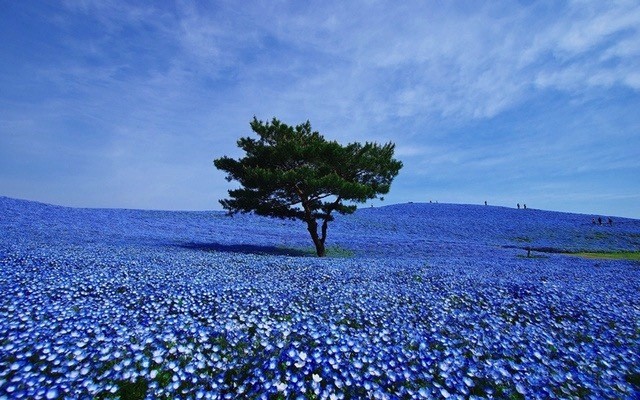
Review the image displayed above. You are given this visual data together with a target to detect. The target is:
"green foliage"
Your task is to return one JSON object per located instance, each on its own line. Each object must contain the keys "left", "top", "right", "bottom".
{"left": 625, "top": 372, "right": 640, "bottom": 388}
{"left": 214, "top": 117, "right": 403, "bottom": 256}
{"left": 116, "top": 378, "right": 148, "bottom": 400}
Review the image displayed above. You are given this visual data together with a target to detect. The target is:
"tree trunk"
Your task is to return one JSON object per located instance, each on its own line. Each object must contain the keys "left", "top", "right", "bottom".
{"left": 314, "top": 238, "right": 326, "bottom": 257}
{"left": 305, "top": 218, "right": 326, "bottom": 257}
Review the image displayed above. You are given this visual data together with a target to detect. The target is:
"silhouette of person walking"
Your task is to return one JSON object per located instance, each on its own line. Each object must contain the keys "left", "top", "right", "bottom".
{"left": 517, "top": 203, "right": 520, "bottom": 209}
{"left": 598, "top": 217, "right": 602, "bottom": 225}
{"left": 523, "top": 204, "right": 527, "bottom": 209}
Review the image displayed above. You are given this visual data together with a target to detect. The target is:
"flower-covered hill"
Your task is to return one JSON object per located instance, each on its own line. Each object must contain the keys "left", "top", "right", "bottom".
{"left": 2, "top": 196, "right": 638, "bottom": 259}
{"left": 0, "top": 196, "right": 639, "bottom": 399}
{"left": 330, "top": 202, "right": 640, "bottom": 258}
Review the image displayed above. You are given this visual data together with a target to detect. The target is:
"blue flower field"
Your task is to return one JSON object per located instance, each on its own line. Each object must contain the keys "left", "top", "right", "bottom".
{"left": 1, "top": 196, "right": 639, "bottom": 399}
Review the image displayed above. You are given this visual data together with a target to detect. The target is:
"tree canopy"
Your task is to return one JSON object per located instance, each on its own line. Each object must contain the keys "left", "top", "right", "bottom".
{"left": 214, "top": 117, "right": 403, "bottom": 256}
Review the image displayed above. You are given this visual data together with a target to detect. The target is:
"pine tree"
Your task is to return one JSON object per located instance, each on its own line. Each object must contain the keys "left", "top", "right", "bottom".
{"left": 214, "top": 117, "right": 403, "bottom": 257}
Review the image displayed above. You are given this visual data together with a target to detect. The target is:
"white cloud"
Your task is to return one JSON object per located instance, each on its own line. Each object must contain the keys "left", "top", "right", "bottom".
{"left": 247, "top": 1, "right": 640, "bottom": 123}
{"left": 3, "top": 1, "right": 639, "bottom": 215}
{"left": 49, "top": 1, "right": 640, "bottom": 128}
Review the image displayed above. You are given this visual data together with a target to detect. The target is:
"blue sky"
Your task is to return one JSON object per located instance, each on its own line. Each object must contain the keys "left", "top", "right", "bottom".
{"left": 1, "top": 1, "right": 639, "bottom": 218}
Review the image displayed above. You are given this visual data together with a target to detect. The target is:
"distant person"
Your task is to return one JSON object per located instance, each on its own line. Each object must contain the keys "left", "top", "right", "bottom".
{"left": 523, "top": 204, "right": 527, "bottom": 209}
{"left": 608, "top": 217, "right": 613, "bottom": 225}
{"left": 484, "top": 201, "right": 487, "bottom": 206}
{"left": 592, "top": 218, "right": 596, "bottom": 224}
{"left": 517, "top": 203, "right": 520, "bottom": 209}
{"left": 598, "top": 217, "right": 602, "bottom": 225}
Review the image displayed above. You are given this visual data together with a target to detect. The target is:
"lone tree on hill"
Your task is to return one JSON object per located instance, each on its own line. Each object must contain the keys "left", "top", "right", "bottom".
{"left": 214, "top": 117, "right": 403, "bottom": 257}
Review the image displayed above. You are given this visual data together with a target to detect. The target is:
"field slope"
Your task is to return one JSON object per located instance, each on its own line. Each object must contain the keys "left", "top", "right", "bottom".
{"left": 1, "top": 196, "right": 639, "bottom": 399}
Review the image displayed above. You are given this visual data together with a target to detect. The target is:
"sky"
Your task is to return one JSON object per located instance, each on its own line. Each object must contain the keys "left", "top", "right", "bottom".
{"left": 1, "top": 1, "right": 639, "bottom": 219}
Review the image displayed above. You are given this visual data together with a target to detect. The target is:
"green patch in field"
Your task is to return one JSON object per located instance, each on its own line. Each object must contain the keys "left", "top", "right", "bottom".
{"left": 325, "top": 246, "right": 355, "bottom": 258}
{"left": 625, "top": 372, "right": 640, "bottom": 388}
{"left": 155, "top": 370, "right": 173, "bottom": 387}
{"left": 116, "top": 377, "right": 148, "bottom": 400}
{"left": 570, "top": 251, "right": 640, "bottom": 261}
{"left": 280, "top": 245, "right": 355, "bottom": 258}
{"left": 513, "top": 236, "right": 532, "bottom": 243}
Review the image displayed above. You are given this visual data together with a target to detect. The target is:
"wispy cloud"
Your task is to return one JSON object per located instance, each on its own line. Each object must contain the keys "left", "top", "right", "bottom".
{"left": 1, "top": 0, "right": 639, "bottom": 217}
